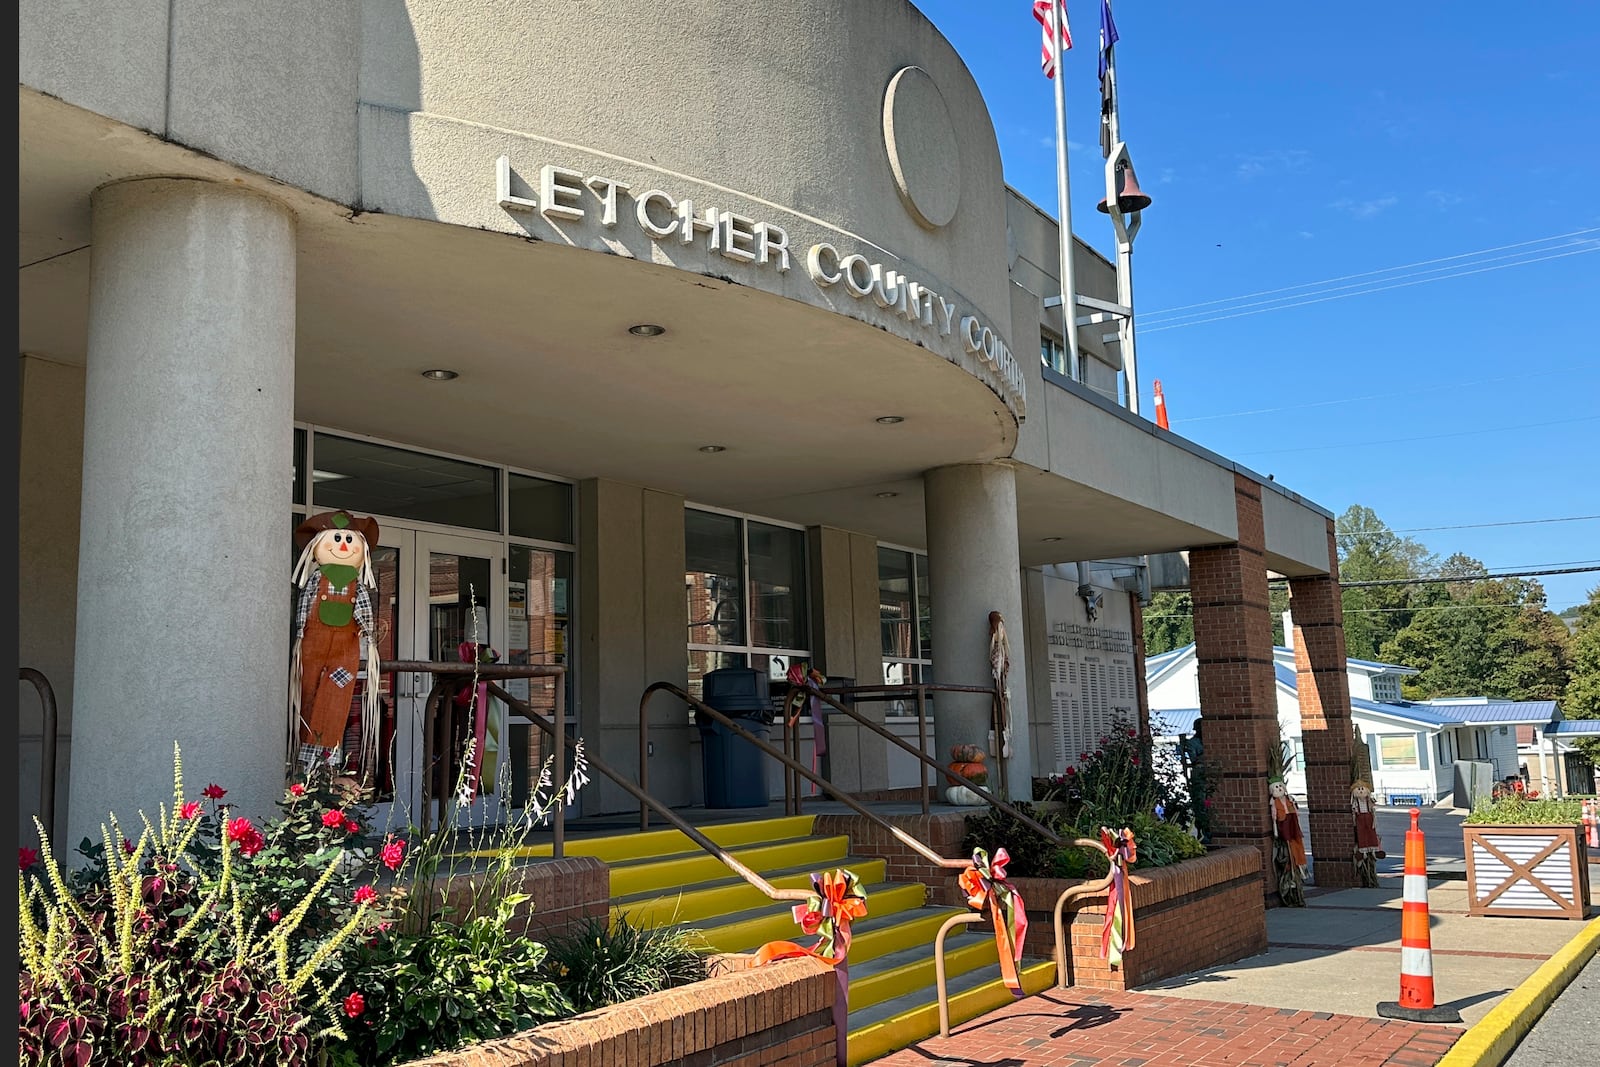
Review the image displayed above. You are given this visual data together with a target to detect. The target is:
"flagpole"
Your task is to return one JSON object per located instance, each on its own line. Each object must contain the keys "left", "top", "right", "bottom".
{"left": 1101, "top": 0, "right": 1141, "bottom": 415}
{"left": 1052, "top": 3, "right": 1081, "bottom": 381}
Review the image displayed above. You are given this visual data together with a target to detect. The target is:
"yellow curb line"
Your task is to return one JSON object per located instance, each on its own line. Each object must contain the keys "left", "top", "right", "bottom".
{"left": 1433, "top": 913, "right": 1600, "bottom": 1067}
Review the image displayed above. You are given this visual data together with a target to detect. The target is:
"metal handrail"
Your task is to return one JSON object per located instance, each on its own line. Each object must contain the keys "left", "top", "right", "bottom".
{"left": 486, "top": 683, "right": 810, "bottom": 906}
{"left": 20, "top": 668, "right": 58, "bottom": 841}
{"left": 781, "top": 684, "right": 1062, "bottom": 846}
{"left": 386, "top": 660, "right": 567, "bottom": 845}
{"left": 639, "top": 682, "right": 969, "bottom": 876}
{"left": 1051, "top": 847, "right": 1123, "bottom": 989}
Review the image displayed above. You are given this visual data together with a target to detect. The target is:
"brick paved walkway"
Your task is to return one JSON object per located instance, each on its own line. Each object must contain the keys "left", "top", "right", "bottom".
{"left": 870, "top": 989, "right": 1460, "bottom": 1067}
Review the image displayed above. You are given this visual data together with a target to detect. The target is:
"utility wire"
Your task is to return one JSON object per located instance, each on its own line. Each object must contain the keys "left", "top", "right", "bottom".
{"left": 1140, "top": 227, "right": 1600, "bottom": 319}
{"left": 1336, "top": 566, "right": 1600, "bottom": 589}
{"left": 1141, "top": 246, "right": 1599, "bottom": 334}
{"left": 1391, "top": 515, "right": 1600, "bottom": 534}
{"left": 1237, "top": 414, "right": 1600, "bottom": 457}
{"left": 1142, "top": 241, "right": 1597, "bottom": 328}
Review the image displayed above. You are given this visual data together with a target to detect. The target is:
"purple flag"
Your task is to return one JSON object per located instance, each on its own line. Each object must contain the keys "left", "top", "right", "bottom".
{"left": 1099, "top": 0, "right": 1120, "bottom": 85}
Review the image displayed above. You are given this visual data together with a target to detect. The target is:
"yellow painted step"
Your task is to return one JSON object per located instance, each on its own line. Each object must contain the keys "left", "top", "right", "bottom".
{"left": 845, "top": 960, "right": 1056, "bottom": 1067}
{"left": 846, "top": 936, "right": 999, "bottom": 1013}
{"left": 474, "top": 815, "right": 815, "bottom": 864}
{"left": 612, "top": 859, "right": 891, "bottom": 930}
{"left": 845, "top": 907, "right": 972, "bottom": 967}
{"left": 609, "top": 835, "right": 849, "bottom": 899}
{"left": 688, "top": 883, "right": 928, "bottom": 955}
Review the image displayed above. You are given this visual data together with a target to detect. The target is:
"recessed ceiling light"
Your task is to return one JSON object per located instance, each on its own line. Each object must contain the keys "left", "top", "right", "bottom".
{"left": 875, "top": 415, "right": 905, "bottom": 425}
{"left": 875, "top": 491, "right": 899, "bottom": 499}
{"left": 629, "top": 323, "right": 666, "bottom": 337}
{"left": 698, "top": 445, "right": 727, "bottom": 453}
{"left": 421, "top": 368, "right": 459, "bottom": 381}
{"left": 1042, "top": 536, "right": 1062, "bottom": 543}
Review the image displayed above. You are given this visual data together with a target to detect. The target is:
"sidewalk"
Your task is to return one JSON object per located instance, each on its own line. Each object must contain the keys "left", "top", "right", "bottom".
{"left": 1502, "top": 952, "right": 1599, "bottom": 1067}
{"left": 870, "top": 878, "right": 1594, "bottom": 1066}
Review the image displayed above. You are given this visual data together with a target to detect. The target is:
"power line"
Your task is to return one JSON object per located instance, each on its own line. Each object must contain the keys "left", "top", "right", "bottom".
{"left": 1140, "top": 227, "right": 1600, "bottom": 319}
{"left": 1142, "top": 240, "right": 1598, "bottom": 328}
{"left": 1172, "top": 366, "right": 1580, "bottom": 424}
{"left": 1391, "top": 515, "right": 1600, "bottom": 534}
{"left": 1237, "top": 414, "right": 1600, "bottom": 457}
{"left": 1337, "top": 565, "right": 1600, "bottom": 589}
{"left": 1141, "top": 246, "right": 1600, "bottom": 334}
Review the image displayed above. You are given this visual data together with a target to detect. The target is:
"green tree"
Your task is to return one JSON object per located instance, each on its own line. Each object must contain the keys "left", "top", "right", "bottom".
{"left": 1143, "top": 591, "right": 1193, "bottom": 656}
{"left": 1335, "top": 505, "right": 1435, "bottom": 660}
{"left": 1562, "top": 586, "right": 1600, "bottom": 762}
{"left": 1383, "top": 570, "right": 1572, "bottom": 702}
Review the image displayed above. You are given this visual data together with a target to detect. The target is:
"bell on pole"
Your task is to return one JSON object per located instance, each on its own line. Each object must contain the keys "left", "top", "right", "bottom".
{"left": 1096, "top": 159, "right": 1151, "bottom": 214}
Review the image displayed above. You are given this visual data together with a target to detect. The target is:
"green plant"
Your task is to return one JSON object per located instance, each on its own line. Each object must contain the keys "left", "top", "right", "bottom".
{"left": 1048, "top": 844, "right": 1110, "bottom": 880}
{"left": 961, "top": 803, "right": 1064, "bottom": 879}
{"left": 543, "top": 915, "right": 709, "bottom": 1014}
{"left": 1465, "top": 795, "right": 1584, "bottom": 825}
{"left": 19, "top": 745, "right": 374, "bottom": 1067}
{"left": 1124, "top": 813, "right": 1206, "bottom": 870}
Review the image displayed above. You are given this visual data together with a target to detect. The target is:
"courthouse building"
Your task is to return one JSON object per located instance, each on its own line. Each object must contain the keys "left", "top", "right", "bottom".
{"left": 19, "top": 1, "right": 1363, "bottom": 885}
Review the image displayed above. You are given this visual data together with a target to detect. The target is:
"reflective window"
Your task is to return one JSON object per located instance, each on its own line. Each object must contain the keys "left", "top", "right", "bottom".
{"left": 509, "top": 473, "right": 574, "bottom": 544}
{"left": 686, "top": 511, "right": 745, "bottom": 647}
{"left": 879, "top": 547, "right": 932, "bottom": 710}
{"left": 310, "top": 434, "right": 499, "bottom": 532}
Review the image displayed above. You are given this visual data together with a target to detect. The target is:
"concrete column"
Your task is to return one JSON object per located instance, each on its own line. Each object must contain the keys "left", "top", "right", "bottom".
{"left": 578, "top": 479, "right": 688, "bottom": 815}
{"left": 923, "top": 463, "right": 1032, "bottom": 801}
{"left": 68, "top": 179, "right": 296, "bottom": 841}
{"left": 1191, "top": 475, "right": 1278, "bottom": 896}
{"left": 1290, "top": 520, "right": 1357, "bottom": 888}
{"left": 805, "top": 526, "right": 889, "bottom": 794}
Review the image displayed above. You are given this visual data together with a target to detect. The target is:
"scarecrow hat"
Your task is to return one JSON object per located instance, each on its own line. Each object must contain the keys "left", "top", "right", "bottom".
{"left": 295, "top": 510, "right": 380, "bottom": 552}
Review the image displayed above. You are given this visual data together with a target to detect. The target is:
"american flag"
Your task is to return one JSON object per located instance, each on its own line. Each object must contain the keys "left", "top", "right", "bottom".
{"left": 1033, "top": 0, "right": 1073, "bottom": 80}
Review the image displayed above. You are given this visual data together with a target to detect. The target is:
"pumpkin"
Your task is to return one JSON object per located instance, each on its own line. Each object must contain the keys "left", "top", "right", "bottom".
{"left": 947, "top": 760, "right": 988, "bottom": 786}
{"left": 950, "top": 744, "right": 987, "bottom": 764}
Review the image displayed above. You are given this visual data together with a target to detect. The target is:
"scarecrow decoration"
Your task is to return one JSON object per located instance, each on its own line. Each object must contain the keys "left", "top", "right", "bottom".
{"left": 1351, "top": 778, "right": 1386, "bottom": 888}
{"left": 988, "top": 611, "right": 1013, "bottom": 760}
{"left": 289, "top": 510, "right": 382, "bottom": 778}
{"left": 1269, "top": 772, "right": 1308, "bottom": 906}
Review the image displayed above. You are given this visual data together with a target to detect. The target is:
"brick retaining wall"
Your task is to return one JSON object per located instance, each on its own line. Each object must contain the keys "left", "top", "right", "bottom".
{"left": 406, "top": 956, "right": 837, "bottom": 1067}
{"left": 1013, "top": 845, "right": 1267, "bottom": 990}
{"left": 426, "top": 855, "right": 610, "bottom": 940}
{"left": 811, "top": 811, "right": 968, "bottom": 907}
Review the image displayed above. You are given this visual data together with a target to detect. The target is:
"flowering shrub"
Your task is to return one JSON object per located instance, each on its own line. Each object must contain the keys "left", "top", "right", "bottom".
{"left": 1034, "top": 718, "right": 1202, "bottom": 836}
{"left": 19, "top": 746, "right": 376, "bottom": 1066}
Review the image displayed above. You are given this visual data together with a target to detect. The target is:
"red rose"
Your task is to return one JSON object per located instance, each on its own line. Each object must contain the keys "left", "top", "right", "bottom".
{"left": 180, "top": 801, "right": 202, "bottom": 820}
{"left": 343, "top": 992, "right": 364, "bottom": 1018}
{"left": 288, "top": 783, "right": 306, "bottom": 797}
{"left": 19, "top": 847, "right": 38, "bottom": 871}
{"left": 1065, "top": 766, "right": 1077, "bottom": 776}
{"left": 268, "top": 908, "right": 282, "bottom": 924}
{"left": 122, "top": 839, "right": 135, "bottom": 855}
{"left": 1127, "top": 729, "right": 1137, "bottom": 738}
{"left": 380, "top": 839, "right": 406, "bottom": 871}
{"left": 202, "top": 784, "right": 227, "bottom": 800}
{"left": 352, "top": 885, "right": 378, "bottom": 906}
{"left": 343, "top": 819, "right": 360, "bottom": 835}
{"left": 227, "top": 818, "right": 266, "bottom": 858}
{"left": 321, "top": 810, "right": 346, "bottom": 829}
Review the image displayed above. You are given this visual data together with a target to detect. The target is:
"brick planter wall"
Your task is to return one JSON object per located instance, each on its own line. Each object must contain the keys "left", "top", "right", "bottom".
{"left": 404, "top": 957, "right": 837, "bottom": 1067}
{"left": 812, "top": 811, "right": 968, "bottom": 906}
{"left": 426, "top": 855, "right": 609, "bottom": 940}
{"left": 1012, "top": 845, "right": 1267, "bottom": 991}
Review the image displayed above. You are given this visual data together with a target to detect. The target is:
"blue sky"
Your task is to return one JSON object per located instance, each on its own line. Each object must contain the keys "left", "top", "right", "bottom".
{"left": 914, "top": 1, "right": 1600, "bottom": 610}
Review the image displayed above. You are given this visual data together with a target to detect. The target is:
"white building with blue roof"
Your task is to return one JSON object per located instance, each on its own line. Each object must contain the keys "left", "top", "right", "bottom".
{"left": 1145, "top": 637, "right": 1581, "bottom": 806}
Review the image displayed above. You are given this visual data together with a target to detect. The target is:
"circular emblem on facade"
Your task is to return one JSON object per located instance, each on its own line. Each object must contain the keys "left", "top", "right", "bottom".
{"left": 882, "top": 66, "right": 961, "bottom": 230}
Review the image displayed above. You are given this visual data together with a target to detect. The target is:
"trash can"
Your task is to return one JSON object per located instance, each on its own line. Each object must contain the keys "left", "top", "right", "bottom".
{"left": 698, "top": 667, "right": 772, "bottom": 809}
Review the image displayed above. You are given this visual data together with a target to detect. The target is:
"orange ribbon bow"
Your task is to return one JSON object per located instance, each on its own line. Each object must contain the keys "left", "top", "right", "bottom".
{"left": 960, "top": 847, "right": 1029, "bottom": 996}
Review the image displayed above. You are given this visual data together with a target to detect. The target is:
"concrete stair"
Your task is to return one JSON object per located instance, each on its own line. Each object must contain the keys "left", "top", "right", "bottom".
{"left": 571, "top": 814, "right": 1043, "bottom": 1067}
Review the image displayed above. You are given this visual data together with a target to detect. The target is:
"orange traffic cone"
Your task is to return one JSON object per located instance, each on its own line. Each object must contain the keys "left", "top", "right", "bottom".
{"left": 1377, "top": 809, "right": 1461, "bottom": 1023}
{"left": 1152, "top": 380, "right": 1170, "bottom": 430}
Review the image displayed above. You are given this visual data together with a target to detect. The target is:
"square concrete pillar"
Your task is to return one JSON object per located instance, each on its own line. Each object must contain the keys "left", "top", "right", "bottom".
{"left": 1290, "top": 519, "right": 1358, "bottom": 888}
{"left": 1191, "top": 475, "right": 1278, "bottom": 897}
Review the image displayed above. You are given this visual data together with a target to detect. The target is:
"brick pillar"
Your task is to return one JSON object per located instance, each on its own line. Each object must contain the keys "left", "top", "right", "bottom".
{"left": 1130, "top": 591, "right": 1151, "bottom": 738}
{"left": 1191, "top": 475, "right": 1278, "bottom": 897}
{"left": 1290, "top": 519, "right": 1358, "bottom": 888}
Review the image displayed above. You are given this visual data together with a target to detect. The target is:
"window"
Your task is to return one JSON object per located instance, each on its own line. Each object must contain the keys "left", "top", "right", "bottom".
{"left": 1372, "top": 675, "right": 1402, "bottom": 703}
{"left": 307, "top": 433, "right": 500, "bottom": 532}
{"left": 685, "top": 509, "right": 810, "bottom": 698}
{"left": 878, "top": 547, "right": 932, "bottom": 709}
{"left": 1378, "top": 735, "right": 1420, "bottom": 768}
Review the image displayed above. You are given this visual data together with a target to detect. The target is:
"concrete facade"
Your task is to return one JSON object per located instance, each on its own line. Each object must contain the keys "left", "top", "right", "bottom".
{"left": 19, "top": 0, "right": 1345, "bottom": 844}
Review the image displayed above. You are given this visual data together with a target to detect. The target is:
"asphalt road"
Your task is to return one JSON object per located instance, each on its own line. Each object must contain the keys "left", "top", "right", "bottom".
{"left": 1503, "top": 953, "right": 1600, "bottom": 1067}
